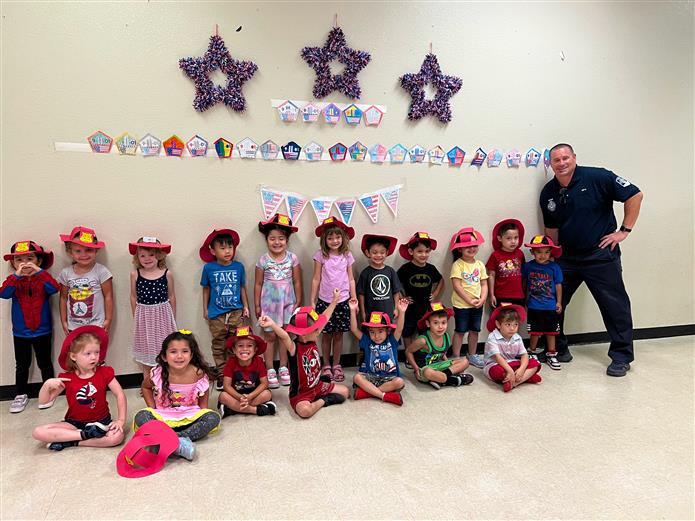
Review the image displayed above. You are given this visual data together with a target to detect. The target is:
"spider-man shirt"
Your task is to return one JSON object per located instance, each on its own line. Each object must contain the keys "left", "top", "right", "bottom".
{"left": 0, "top": 270, "right": 59, "bottom": 337}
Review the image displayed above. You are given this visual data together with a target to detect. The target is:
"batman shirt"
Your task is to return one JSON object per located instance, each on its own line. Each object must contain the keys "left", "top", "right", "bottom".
{"left": 397, "top": 262, "right": 442, "bottom": 326}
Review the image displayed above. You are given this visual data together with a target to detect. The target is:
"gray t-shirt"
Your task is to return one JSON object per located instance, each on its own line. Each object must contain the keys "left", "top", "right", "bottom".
{"left": 356, "top": 265, "right": 403, "bottom": 319}
{"left": 58, "top": 263, "right": 113, "bottom": 330}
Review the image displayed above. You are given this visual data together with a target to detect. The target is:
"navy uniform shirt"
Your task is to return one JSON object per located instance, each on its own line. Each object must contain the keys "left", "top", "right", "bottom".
{"left": 540, "top": 166, "right": 640, "bottom": 257}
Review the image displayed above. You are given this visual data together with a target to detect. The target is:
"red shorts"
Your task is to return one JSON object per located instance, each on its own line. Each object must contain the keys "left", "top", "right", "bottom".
{"left": 488, "top": 359, "right": 541, "bottom": 382}
{"left": 289, "top": 381, "right": 335, "bottom": 412}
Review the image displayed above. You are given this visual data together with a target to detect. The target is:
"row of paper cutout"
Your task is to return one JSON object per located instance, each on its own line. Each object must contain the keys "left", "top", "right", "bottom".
{"left": 275, "top": 100, "right": 384, "bottom": 126}
{"left": 86, "top": 131, "right": 548, "bottom": 167}
{"left": 261, "top": 184, "right": 402, "bottom": 225}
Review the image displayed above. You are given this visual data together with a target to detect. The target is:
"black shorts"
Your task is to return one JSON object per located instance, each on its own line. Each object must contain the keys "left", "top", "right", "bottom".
{"left": 64, "top": 415, "right": 112, "bottom": 430}
{"left": 526, "top": 308, "right": 560, "bottom": 336}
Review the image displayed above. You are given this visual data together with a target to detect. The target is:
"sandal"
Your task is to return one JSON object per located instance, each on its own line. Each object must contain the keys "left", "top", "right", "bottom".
{"left": 321, "top": 365, "right": 333, "bottom": 381}
{"left": 332, "top": 364, "right": 345, "bottom": 382}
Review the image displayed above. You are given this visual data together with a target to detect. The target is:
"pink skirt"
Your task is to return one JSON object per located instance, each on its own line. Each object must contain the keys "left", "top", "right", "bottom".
{"left": 133, "top": 301, "right": 177, "bottom": 366}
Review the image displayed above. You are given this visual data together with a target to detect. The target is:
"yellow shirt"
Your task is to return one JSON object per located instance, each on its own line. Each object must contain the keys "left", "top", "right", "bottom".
{"left": 450, "top": 259, "right": 488, "bottom": 309}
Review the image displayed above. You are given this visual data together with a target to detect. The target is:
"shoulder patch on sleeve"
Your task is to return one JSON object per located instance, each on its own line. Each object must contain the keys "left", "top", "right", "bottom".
{"left": 615, "top": 176, "right": 631, "bottom": 187}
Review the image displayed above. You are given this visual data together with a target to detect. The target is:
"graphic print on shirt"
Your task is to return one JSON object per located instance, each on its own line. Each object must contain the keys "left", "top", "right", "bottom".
{"left": 497, "top": 258, "right": 521, "bottom": 277}
{"left": 370, "top": 274, "right": 391, "bottom": 301}
{"left": 76, "top": 381, "right": 97, "bottom": 409}
{"left": 233, "top": 370, "right": 259, "bottom": 393}
{"left": 67, "top": 278, "right": 94, "bottom": 319}
{"left": 408, "top": 273, "right": 432, "bottom": 289}
{"left": 368, "top": 341, "right": 397, "bottom": 374}
{"left": 528, "top": 271, "right": 553, "bottom": 300}
{"left": 212, "top": 270, "right": 239, "bottom": 309}
{"left": 301, "top": 347, "right": 321, "bottom": 389}
{"left": 462, "top": 268, "right": 481, "bottom": 285}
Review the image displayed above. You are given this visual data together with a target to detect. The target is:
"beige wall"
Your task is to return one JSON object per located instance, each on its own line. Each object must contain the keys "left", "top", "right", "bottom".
{"left": 1, "top": 2, "right": 693, "bottom": 385}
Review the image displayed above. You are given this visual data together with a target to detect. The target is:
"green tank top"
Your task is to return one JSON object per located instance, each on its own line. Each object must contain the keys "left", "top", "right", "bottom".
{"left": 415, "top": 331, "right": 451, "bottom": 366}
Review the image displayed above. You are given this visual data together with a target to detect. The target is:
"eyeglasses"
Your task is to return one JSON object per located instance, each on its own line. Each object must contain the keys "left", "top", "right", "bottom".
{"left": 559, "top": 187, "right": 569, "bottom": 204}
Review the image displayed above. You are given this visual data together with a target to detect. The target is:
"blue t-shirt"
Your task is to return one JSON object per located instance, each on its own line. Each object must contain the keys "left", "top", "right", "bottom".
{"left": 521, "top": 260, "right": 563, "bottom": 311}
{"left": 200, "top": 261, "right": 245, "bottom": 318}
{"left": 359, "top": 333, "right": 401, "bottom": 378}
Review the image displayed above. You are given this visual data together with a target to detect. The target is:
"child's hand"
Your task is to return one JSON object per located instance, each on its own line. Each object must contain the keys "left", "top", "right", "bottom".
{"left": 348, "top": 298, "right": 359, "bottom": 311}
{"left": 109, "top": 420, "right": 124, "bottom": 435}
{"left": 471, "top": 298, "right": 484, "bottom": 309}
{"left": 255, "top": 305, "right": 262, "bottom": 319}
{"left": 503, "top": 371, "right": 515, "bottom": 386}
{"left": 240, "top": 395, "right": 249, "bottom": 409}
{"left": 397, "top": 298, "right": 409, "bottom": 313}
{"left": 47, "top": 377, "right": 70, "bottom": 393}
{"left": 514, "top": 367, "right": 525, "bottom": 382}
{"left": 490, "top": 295, "right": 497, "bottom": 307}
{"left": 404, "top": 296, "right": 414, "bottom": 304}
{"left": 331, "top": 288, "right": 340, "bottom": 302}
{"left": 61, "top": 322, "right": 70, "bottom": 336}
{"left": 258, "top": 315, "right": 275, "bottom": 328}
{"left": 203, "top": 309, "right": 209, "bottom": 321}
{"left": 242, "top": 306, "right": 250, "bottom": 318}
{"left": 15, "top": 262, "right": 40, "bottom": 277}
{"left": 102, "top": 320, "right": 111, "bottom": 333}
{"left": 556, "top": 302, "right": 563, "bottom": 314}
{"left": 413, "top": 365, "right": 421, "bottom": 378}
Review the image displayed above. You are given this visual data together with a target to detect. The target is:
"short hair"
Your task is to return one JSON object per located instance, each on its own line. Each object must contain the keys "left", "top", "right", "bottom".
{"left": 319, "top": 225, "right": 350, "bottom": 257}
{"left": 365, "top": 236, "right": 391, "bottom": 251}
{"left": 550, "top": 143, "right": 575, "bottom": 155}
{"left": 408, "top": 238, "right": 433, "bottom": 251}
{"left": 497, "top": 223, "right": 519, "bottom": 237}
{"left": 259, "top": 224, "right": 291, "bottom": 240}
{"left": 496, "top": 308, "right": 521, "bottom": 323}
{"left": 211, "top": 234, "right": 235, "bottom": 248}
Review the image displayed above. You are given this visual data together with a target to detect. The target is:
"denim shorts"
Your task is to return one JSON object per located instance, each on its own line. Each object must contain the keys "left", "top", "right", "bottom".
{"left": 453, "top": 306, "right": 483, "bottom": 333}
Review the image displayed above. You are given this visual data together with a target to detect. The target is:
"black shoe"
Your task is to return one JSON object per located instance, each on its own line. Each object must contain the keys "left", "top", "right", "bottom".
{"left": 215, "top": 376, "right": 224, "bottom": 391}
{"left": 556, "top": 349, "right": 573, "bottom": 363}
{"left": 47, "top": 440, "right": 78, "bottom": 451}
{"left": 459, "top": 373, "right": 475, "bottom": 385}
{"left": 256, "top": 401, "right": 277, "bottom": 416}
{"left": 321, "top": 393, "right": 346, "bottom": 407}
{"left": 217, "top": 401, "right": 236, "bottom": 418}
{"left": 606, "top": 361, "right": 631, "bottom": 377}
{"left": 82, "top": 422, "right": 109, "bottom": 439}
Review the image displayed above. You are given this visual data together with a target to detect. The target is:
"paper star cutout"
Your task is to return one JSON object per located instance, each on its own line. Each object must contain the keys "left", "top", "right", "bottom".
{"left": 179, "top": 34, "right": 258, "bottom": 112}
{"left": 400, "top": 53, "right": 462, "bottom": 123}
{"left": 301, "top": 27, "right": 371, "bottom": 100}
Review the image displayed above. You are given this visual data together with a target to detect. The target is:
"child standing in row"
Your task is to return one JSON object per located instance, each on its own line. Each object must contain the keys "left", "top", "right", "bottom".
{"left": 311, "top": 217, "right": 356, "bottom": 382}
{"left": 484, "top": 304, "right": 541, "bottom": 392}
{"left": 57, "top": 226, "right": 113, "bottom": 334}
{"left": 449, "top": 228, "right": 488, "bottom": 367}
{"left": 217, "top": 326, "right": 276, "bottom": 417}
{"left": 260, "top": 288, "right": 349, "bottom": 419}
{"left": 348, "top": 298, "right": 407, "bottom": 406}
{"left": 2, "top": 241, "right": 60, "bottom": 413}
{"left": 397, "top": 232, "right": 443, "bottom": 354}
{"left": 357, "top": 233, "right": 403, "bottom": 322}
{"left": 255, "top": 214, "right": 302, "bottom": 388}
{"left": 200, "top": 229, "right": 249, "bottom": 390}
{"left": 130, "top": 237, "right": 177, "bottom": 374}
{"left": 33, "top": 326, "right": 126, "bottom": 450}
{"left": 136, "top": 330, "right": 221, "bottom": 460}
{"left": 522, "top": 235, "right": 564, "bottom": 370}
{"left": 406, "top": 302, "right": 474, "bottom": 389}
{"left": 486, "top": 219, "right": 526, "bottom": 308}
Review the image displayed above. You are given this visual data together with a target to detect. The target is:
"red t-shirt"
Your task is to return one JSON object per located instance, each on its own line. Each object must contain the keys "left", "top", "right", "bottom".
{"left": 222, "top": 356, "right": 267, "bottom": 394}
{"left": 59, "top": 365, "right": 114, "bottom": 422}
{"left": 485, "top": 249, "right": 526, "bottom": 299}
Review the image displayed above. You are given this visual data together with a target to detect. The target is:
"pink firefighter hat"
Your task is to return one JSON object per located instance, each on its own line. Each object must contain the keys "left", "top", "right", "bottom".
{"left": 449, "top": 227, "right": 485, "bottom": 251}
{"left": 524, "top": 235, "right": 562, "bottom": 258}
{"left": 116, "top": 420, "right": 180, "bottom": 478}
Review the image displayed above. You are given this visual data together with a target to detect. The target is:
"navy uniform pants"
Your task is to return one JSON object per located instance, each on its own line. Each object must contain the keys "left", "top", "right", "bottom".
{"left": 556, "top": 248, "right": 634, "bottom": 364}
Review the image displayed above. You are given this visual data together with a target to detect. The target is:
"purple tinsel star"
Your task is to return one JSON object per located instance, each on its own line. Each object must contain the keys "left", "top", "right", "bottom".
{"left": 400, "top": 53, "right": 462, "bottom": 124}
{"left": 301, "top": 27, "right": 371, "bottom": 100}
{"left": 179, "top": 34, "right": 258, "bottom": 112}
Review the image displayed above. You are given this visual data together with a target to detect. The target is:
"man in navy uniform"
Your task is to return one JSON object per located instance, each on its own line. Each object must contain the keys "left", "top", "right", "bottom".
{"left": 540, "top": 144, "right": 643, "bottom": 377}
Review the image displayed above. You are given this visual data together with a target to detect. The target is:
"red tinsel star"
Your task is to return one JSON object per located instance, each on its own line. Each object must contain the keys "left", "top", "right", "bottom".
{"left": 400, "top": 53, "right": 462, "bottom": 124}
{"left": 301, "top": 27, "right": 371, "bottom": 100}
{"left": 179, "top": 34, "right": 258, "bottom": 112}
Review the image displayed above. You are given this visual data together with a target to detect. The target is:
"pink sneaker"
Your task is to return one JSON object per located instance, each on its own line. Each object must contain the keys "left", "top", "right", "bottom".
{"left": 267, "top": 368, "right": 280, "bottom": 389}
{"left": 278, "top": 366, "right": 291, "bottom": 386}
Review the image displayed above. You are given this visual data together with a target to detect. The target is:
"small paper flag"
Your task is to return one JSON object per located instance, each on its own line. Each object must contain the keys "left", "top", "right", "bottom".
{"left": 335, "top": 198, "right": 357, "bottom": 225}
{"left": 285, "top": 193, "right": 310, "bottom": 223}
{"left": 260, "top": 187, "right": 285, "bottom": 220}
{"left": 379, "top": 185, "right": 402, "bottom": 218}
{"left": 358, "top": 192, "right": 380, "bottom": 224}
{"left": 310, "top": 197, "right": 336, "bottom": 224}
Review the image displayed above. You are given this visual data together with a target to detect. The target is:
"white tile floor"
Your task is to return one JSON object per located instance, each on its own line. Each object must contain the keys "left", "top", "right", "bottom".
{"left": 1, "top": 337, "right": 693, "bottom": 520}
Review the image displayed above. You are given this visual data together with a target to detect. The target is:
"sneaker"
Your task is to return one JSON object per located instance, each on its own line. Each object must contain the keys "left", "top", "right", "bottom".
{"left": 82, "top": 422, "right": 109, "bottom": 439}
{"left": 545, "top": 354, "right": 562, "bottom": 371}
{"left": 217, "top": 401, "right": 236, "bottom": 418}
{"left": 428, "top": 381, "right": 441, "bottom": 390}
{"left": 215, "top": 375, "right": 224, "bottom": 392}
{"left": 606, "top": 361, "right": 631, "bottom": 377}
{"left": 175, "top": 436, "right": 196, "bottom": 461}
{"left": 459, "top": 373, "right": 475, "bottom": 385}
{"left": 382, "top": 392, "right": 403, "bottom": 406}
{"left": 404, "top": 360, "right": 413, "bottom": 370}
{"left": 38, "top": 399, "right": 55, "bottom": 410}
{"left": 353, "top": 387, "right": 371, "bottom": 400}
{"left": 278, "top": 366, "right": 291, "bottom": 386}
{"left": 47, "top": 441, "right": 78, "bottom": 451}
{"left": 447, "top": 375, "right": 463, "bottom": 387}
{"left": 256, "top": 401, "right": 277, "bottom": 416}
{"left": 468, "top": 354, "right": 485, "bottom": 369}
{"left": 528, "top": 373, "right": 542, "bottom": 384}
{"left": 321, "top": 393, "right": 346, "bottom": 407}
{"left": 9, "top": 394, "right": 28, "bottom": 413}
{"left": 529, "top": 354, "right": 539, "bottom": 362}
{"left": 267, "top": 368, "right": 280, "bottom": 389}
{"left": 556, "top": 349, "right": 573, "bottom": 363}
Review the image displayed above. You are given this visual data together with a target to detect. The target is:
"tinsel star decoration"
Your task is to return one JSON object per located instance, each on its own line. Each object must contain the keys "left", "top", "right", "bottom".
{"left": 301, "top": 27, "right": 371, "bottom": 100}
{"left": 399, "top": 53, "right": 462, "bottom": 124}
{"left": 179, "top": 34, "right": 258, "bottom": 112}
